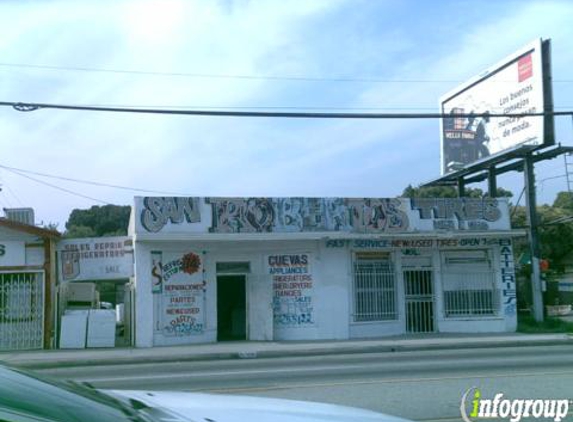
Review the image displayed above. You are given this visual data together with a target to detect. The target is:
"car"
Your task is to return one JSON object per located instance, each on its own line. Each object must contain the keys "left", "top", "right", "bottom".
{"left": 0, "top": 364, "right": 410, "bottom": 422}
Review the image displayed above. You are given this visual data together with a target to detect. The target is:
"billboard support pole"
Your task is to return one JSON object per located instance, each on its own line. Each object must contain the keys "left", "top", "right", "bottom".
{"left": 524, "top": 153, "right": 544, "bottom": 322}
{"left": 488, "top": 167, "right": 497, "bottom": 197}
{"left": 457, "top": 179, "right": 465, "bottom": 197}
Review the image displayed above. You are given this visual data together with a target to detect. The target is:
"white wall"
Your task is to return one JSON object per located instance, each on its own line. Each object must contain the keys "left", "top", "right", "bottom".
{"left": 133, "top": 236, "right": 517, "bottom": 347}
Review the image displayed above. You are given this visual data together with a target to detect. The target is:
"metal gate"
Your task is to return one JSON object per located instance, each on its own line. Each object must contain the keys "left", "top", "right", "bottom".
{"left": 404, "top": 269, "right": 435, "bottom": 333}
{"left": 0, "top": 272, "right": 44, "bottom": 350}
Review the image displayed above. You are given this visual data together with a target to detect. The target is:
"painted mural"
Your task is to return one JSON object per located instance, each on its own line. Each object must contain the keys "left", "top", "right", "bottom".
{"left": 135, "top": 196, "right": 511, "bottom": 234}
{"left": 155, "top": 251, "right": 205, "bottom": 336}
{"left": 268, "top": 253, "right": 315, "bottom": 328}
{"left": 207, "top": 197, "right": 409, "bottom": 233}
{"left": 141, "top": 197, "right": 201, "bottom": 233}
{"left": 410, "top": 198, "right": 502, "bottom": 230}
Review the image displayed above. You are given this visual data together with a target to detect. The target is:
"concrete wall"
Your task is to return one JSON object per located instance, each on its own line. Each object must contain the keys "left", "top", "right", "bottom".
{"left": 133, "top": 237, "right": 518, "bottom": 347}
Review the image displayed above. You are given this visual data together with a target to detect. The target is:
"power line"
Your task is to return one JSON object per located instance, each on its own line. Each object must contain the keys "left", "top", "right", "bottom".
{"left": 1, "top": 62, "right": 571, "bottom": 84}
{"left": 21, "top": 102, "right": 573, "bottom": 112}
{"left": 4, "top": 167, "right": 109, "bottom": 205}
{"left": 0, "top": 163, "right": 197, "bottom": 196}
{"left": 2, "top": 101, "right": 572, "bottom": 119}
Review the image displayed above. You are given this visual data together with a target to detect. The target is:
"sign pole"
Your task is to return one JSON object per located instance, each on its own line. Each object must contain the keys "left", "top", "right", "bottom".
{"left": 488, "top": 167, "right": 497, "bottom": 197}
{"left": 457, "top": 178, "right": 465, "bottom": 197}
{"left": 524, "top": 153, "right": 544, "bottom": 322}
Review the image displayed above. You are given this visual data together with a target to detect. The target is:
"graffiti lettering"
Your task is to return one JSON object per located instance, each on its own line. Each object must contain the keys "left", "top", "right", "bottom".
{"left": 411, "top": 198, "right": 501, "bottom": 222}
{"left": 208, "top": 198, "right": 409, "bottom": 233}
{"left": 141, "top": 197, "right": 200, "bottom": 232}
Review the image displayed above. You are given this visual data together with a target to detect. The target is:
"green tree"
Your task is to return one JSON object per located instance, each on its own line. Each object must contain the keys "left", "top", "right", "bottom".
{"left": 64, "top": 205, "right": 131, "bottom": 238}
{"left": 401, "top": 184, "right": 513, "bottom": 199}
{"left": 553, "top": 191, "right": 573, "bottom": 212}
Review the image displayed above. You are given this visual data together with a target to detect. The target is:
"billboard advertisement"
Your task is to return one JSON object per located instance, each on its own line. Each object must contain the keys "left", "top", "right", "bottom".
{"left": 440, "top": 39, "right": 553, "bottom": 174}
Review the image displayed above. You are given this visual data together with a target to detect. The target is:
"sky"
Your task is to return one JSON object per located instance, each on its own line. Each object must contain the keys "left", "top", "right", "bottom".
{"left": 0, "top": 0, "right": 572, "bottom": 229}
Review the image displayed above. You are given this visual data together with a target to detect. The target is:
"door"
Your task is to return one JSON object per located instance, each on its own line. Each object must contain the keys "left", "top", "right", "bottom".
{"left": 404, "top": 269, "right": 435, "bottom": 333}
{"left": 217, "top": 275, "right": 246, "bottom": 341}
{"left": 0, "top": 272, "right": 44, "bottom": 350}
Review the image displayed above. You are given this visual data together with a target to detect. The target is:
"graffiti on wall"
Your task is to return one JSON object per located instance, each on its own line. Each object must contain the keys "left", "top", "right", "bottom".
{"left": 410, "top": 198, "right": 502, "bottom": 230}
{"left": 499, "top": 238, "right": 517, "bottom": 316}
{"left": 141, "top": 197, "right": 201, "bottom": 233}
{"left": 208, "top": 197, "right": 409, "bottom": 233}
{"left": 158, "top": 252, "right": 205, "bottom": 336}
{"left": 268, "top": 254, "right": 314, "bottom": 328}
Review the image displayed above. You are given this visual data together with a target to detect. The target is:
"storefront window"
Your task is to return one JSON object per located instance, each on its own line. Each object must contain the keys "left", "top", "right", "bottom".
{"left": 441, "top": 250, "right": 498, "bottom": 317}
{"left": 353, "top": 254, "right": 397, "bottom": 322}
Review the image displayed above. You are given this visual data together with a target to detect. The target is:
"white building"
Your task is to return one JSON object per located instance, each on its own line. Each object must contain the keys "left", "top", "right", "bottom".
{"left": 0, "top": 209, "right": 60, "bottom": 351}
{"left": 129, "top": 197, "right": 519, "bottom": 348}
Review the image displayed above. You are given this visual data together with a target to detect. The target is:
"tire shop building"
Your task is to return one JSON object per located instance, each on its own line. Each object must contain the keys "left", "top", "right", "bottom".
{"left": 130, "top": 196, "right": 520, "bottom": 348}
{"left": 0, "top": 209, "right": 60, "bottom": 351}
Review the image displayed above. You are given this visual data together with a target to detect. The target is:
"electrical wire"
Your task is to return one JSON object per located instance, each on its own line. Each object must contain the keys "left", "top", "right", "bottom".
{"left": 1, "top": 62, "right": 571, "bottom": 84}
{"left": 0, "top": 163, "right": 197, "bottom": 196}
{"left": 4, "top": 167, "right": 109, "bottom": 205}
{"left": 1, "top": 101, "right": 572, "bottom": 119}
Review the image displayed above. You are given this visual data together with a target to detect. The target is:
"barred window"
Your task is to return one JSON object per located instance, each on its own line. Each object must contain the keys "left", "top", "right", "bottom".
{"left": 441, "top": 250, "right": 498, "bottom": 317}
{"left": 353, "top": 254, "right": 397, "bottom": 322}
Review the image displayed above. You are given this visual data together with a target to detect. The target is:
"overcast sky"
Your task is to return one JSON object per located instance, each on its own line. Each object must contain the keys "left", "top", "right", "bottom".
{"left": 0, "top": 0, "right": 572, "bottom": 229}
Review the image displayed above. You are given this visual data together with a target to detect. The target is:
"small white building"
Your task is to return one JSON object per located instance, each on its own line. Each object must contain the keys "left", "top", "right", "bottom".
{"left": 0, "top": 209, "right": 60, "bottom": 350}
{"left": 129, "top": 197, "right": 519, "bottom": 348}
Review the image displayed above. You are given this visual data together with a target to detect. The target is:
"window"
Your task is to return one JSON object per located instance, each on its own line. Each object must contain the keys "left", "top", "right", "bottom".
{"left": 353, "top": 254, "right": 397, "bottom": 322}
{"left": 0, "top": 272, "right": 42, "bottom": 322}
{"left": 441, "top": 250, "right": 498, "bottom": 317}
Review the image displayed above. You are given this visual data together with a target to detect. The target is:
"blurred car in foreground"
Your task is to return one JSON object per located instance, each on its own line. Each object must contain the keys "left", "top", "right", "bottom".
{"left": 0, "top": 364, "right": 410, "bottom": 422}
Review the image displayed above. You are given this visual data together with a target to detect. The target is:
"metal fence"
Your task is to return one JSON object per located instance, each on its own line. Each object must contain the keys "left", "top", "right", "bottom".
{"left": 0, "top": 272, "right": 44, "bottom": 350}
{"left": 404, "top": 269, "right": 435, "bottom": 333}
{"left": 442, "top": 270, "right": 498, "bottom": 317}
{"left": 353, "top": 259, "right": 397, "bottom": 322}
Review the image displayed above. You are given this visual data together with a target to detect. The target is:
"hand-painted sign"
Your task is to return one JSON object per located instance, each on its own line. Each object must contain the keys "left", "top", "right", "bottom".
{"left": 134, "top": 197, "right": 510, "bottom": 234}
{"left": 0, "top": 241, "right": 25, "bottom": 266}
{"left": 410, "top": 198, "right": 502, "bottom": 230}
{"left": 499, "top": 238, "right": 517, "bottom": 316}
{"left": 268, "top": 253, "right": 315, "bottom": 328}
{"left": 140, "top": 197, "right": 201, "bottom": 233}
{"left": 326, "top": 237, "right": 503, "bottom": 249}
{"left": 160, "top": 252, "right": 205, "bottom": 336}
{"left": 208, "top": 198, "right": 409, "bottom": 234}
{"left": 59, "top": 237, "right": 134, "bottom": 281}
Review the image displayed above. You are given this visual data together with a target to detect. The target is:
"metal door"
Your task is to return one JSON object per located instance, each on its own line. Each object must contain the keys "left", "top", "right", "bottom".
{"left": 404, "top": 269, "right": 435, "bottom": 333}
{"left": 0, "top": 272, "right": 44, "bottom": 350}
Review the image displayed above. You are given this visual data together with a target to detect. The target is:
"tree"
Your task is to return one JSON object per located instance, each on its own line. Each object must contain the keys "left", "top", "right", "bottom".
{"left": 553, "top": 191, "right": 573, "bottom": 212}
{"left": 401, "top": 184, "right": 513, "bottom": 199}
{"left": 64, "top": 205, "right": 131, "bottom": 238}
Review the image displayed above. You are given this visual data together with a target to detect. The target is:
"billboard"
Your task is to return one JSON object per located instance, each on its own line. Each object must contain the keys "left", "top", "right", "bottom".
{"left": 440, "top": 39, "right": 553, "bottom": 174}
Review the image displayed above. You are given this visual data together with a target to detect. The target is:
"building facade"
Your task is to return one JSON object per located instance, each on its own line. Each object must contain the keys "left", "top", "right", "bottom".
{"left": 0, "top": 216, "right": 59, "bottom": 350}
{"left": 130, "top": 197, "right": 520, "bottom": 347}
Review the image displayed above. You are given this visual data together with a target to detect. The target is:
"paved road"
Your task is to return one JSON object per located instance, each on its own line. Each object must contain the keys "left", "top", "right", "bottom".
{"left": 35, "top": 345, "right": 573, "bottom": 421}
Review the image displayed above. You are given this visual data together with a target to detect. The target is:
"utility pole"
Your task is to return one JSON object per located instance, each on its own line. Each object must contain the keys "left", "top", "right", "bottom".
{"left": 524, "top": 154, "right": 544, "bottom": 322}
{"left": 564, "top": 153, "right": 572, "bottom": 193}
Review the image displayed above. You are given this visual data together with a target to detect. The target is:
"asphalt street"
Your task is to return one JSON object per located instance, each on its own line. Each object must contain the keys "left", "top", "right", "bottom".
{"left": 33, "top": 344, "right": 573, "bottom": 421}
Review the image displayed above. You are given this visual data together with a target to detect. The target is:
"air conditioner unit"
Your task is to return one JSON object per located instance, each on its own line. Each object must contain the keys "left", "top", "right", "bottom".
{"left": 3, "top": 208, "right": 35, "bottom": 225}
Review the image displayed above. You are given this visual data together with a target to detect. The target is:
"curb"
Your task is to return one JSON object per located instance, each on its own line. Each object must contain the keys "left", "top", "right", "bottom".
{"left": 5, "top": 336, "right": 572, "bottom": 370}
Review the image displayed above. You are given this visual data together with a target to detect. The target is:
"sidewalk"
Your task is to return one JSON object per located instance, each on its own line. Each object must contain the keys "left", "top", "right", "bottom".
{"left": 1, "top": 333, "right": 571, "bottom": 369}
